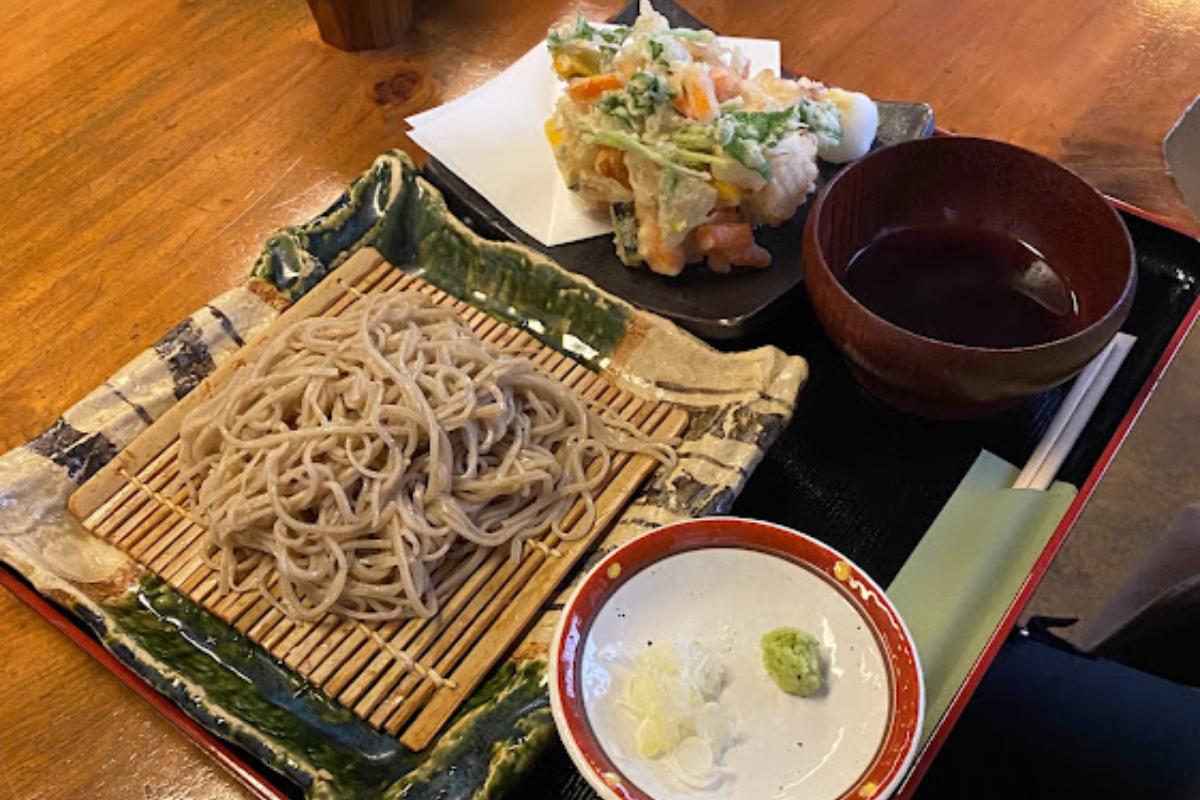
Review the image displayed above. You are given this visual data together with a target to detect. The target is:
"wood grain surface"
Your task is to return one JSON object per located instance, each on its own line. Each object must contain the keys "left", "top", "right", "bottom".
{"left": 2, "top": 0, "right": 1199, "bottom": 796}
{"left": 0, "top": 590, "right": 250, "bottom": 800}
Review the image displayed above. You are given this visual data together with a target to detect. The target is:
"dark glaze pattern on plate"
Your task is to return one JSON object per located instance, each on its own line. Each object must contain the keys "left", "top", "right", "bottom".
{"left": 421, "top": 1, "right": 935, "bottom": 339}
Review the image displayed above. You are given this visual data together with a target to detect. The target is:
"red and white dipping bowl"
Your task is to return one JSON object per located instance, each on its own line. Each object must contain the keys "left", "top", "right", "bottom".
{"left": 549, "top": 517, "right": 924, "bottom": 800}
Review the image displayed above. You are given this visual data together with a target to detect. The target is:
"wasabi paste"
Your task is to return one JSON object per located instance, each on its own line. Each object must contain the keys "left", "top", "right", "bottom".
{"left": 760, "top": 626, "right": 822, "bottom": 697}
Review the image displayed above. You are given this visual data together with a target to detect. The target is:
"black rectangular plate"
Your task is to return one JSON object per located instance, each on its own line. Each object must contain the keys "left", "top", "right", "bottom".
{"left": 421, "top": 4, "right": 934, "bottom": 339}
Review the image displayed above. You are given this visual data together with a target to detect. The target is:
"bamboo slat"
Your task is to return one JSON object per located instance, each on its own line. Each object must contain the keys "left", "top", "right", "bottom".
{"left": 68, "top": 249, "right": 688, "bottom": 749}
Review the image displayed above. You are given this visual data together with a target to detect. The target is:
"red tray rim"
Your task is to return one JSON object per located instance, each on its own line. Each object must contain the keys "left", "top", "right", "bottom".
{"left": 896, "top": 193, "right": 1200, "bottom": 796}
{"left": 2, "top": 195, "right": 1197, "bottom": 800}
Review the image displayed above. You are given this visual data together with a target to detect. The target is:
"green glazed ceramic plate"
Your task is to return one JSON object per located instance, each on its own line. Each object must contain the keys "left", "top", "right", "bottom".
{"left": 0, "top": 151, "right": 805, "bottom": 800}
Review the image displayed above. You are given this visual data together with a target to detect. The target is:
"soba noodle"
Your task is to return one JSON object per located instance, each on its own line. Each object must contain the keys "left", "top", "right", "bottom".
{"left": 178, "top": 292, "right": 674, "bottom": 623}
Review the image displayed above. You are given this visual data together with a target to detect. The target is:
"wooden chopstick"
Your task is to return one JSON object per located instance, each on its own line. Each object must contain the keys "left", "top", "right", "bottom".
{"left": 1013, "top": 332, "right": 1136, "bottom": 491}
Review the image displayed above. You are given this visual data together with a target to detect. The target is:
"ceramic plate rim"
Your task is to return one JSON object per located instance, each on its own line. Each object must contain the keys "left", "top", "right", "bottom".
{"left": 548, "top": 516, "right": 925, "bottom": 800}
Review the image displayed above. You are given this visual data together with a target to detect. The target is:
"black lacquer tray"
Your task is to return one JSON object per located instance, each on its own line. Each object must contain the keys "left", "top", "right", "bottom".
{"left": 424, "top": 4, "right": 1200, "bottom": 797}
{"left": 509, "top": 205, "right": 1200, "bottom": 798}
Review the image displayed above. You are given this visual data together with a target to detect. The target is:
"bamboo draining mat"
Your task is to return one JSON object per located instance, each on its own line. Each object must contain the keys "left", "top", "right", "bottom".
{"left": 68, "top": 248, "right": 688, "bottom": 750}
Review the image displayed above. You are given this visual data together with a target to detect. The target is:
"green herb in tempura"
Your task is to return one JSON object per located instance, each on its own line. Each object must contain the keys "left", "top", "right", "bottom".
{"left": 546, "top": 14, "right": 629, "bottom": 50}
{"left": 609, "top": 202, "right": 642, "bottom": 267}
{"left": 547, "top": 14, "right": 631, "bottom": 76}
{"left": 648, "top": 37, "right": 671, "bottom": 67}
{"left": 598, "top": 71, "right": 673, "bottom": 128}
{"left": 795, "top": 98, "right": 843, "bottom": 149}
{"left": 718, "top": 100, "right": 843, "bottom": 179}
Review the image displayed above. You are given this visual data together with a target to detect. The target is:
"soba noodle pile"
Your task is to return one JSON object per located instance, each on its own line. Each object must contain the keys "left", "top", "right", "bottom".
{"left": 178, "top": 292, "right": 674, "bottom": 623}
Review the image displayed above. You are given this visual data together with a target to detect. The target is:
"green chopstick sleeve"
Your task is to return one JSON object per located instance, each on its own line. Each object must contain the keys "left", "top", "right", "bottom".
{"left": 886, "top": 450, "right": 1077, "bottom": 743}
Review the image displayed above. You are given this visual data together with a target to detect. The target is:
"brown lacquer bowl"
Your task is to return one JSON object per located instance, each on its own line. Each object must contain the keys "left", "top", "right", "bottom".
{"left": 803, "top": 136, "right": 1136, "bottom": 419}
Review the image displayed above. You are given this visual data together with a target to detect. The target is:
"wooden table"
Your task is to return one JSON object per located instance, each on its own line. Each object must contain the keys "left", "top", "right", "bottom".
{"left": 1, "top": 0, "right": 1197, "bottom": 796}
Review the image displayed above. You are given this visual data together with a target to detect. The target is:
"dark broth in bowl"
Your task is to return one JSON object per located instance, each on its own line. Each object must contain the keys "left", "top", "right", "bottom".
{"left": 841, "top": 224, "right": 1081, "bottom": 348}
